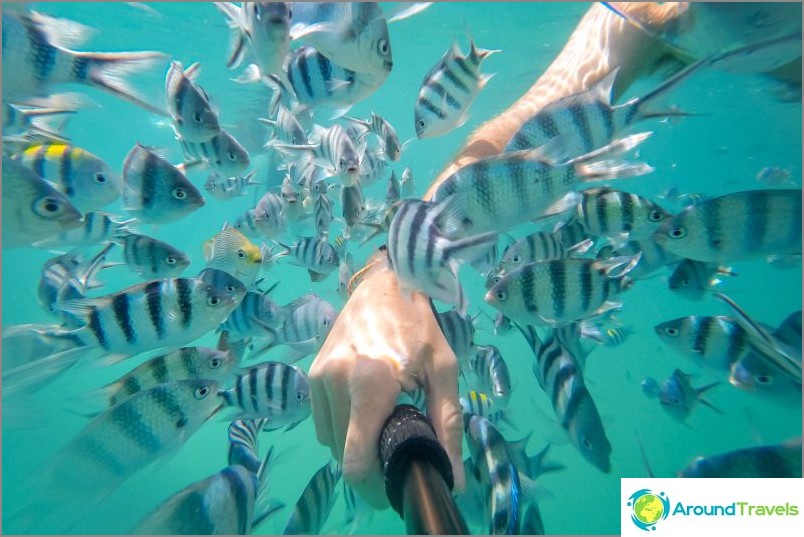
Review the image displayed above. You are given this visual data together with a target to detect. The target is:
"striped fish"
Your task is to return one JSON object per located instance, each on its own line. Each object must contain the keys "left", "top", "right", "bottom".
{"left": 653, "top": 189, "right": 802, "bottom": 262}
{"left": 260, "top": 104, "right": 308, "bottom": 146}
{"left": 204, "top": 224, "right": 265, "bottom": 287}
{"left": 282, "top": 460, "right": 342, "bottom": 535}
{"left": 668, "top": 258, "right": 737, "bottom": 301}
{"left": 12, "top": 380, "right": 222, "bottom": 534}
{"left": 251, "top": 191, "right": 288, "bottom": 239}
{"left": 53, "top": 274, "right": 245, "bottom": 357}
{"left": 431, "top": 133, "right": 654, "bottom": 239}
{"left": 164, "top": 61, "right": 220, "bottom": 143}
{"left": 38, "top": 243, "right": 113, "bottom": 322}
{"left": 485, "top": 255, "right": 639, "bottom": 326}
{"left": 204, "top": 170, "right": 260, "bottom": 200}
{"left": 387, "top": 198, "right": 497, "bottom": 315}
{"left": 344, "top": 111, "right": 403, "bottom": 161}
{"left": 505, "top": 60, "right": 704, "bottom": 155}
{"left": 386, "top": 170, "right": 401, "bottom": 204}
{"left": 122, "top": 143, "right": 205, "bottom": 224}
{"left": 657, "top": 368, "right": 723, "bottom": 422}
{"left": 576, "top": 186, "right": 670, "bottom": 241}
{"left": 1, "top": 10, "right": 166, "bottom": 115}
{"left": 180, "top": 127, "right": 251, "bottom": 177}
{"left": 491, "top": 229, "right": 593, "bottom": 282}
{"left": 314, "top": 188, "right": 334, "bottom": 239}
{"left": 217, "top": 2, "right": 291, "bottom": 76}
{"left": 219, "top": 290, "right": 286, "bottom": 340}
{"left": 32, "top": 211, "right": 134, "bottom": 249}
{"left": 18, "top": 142, "right": 121, "bottom": 213}
{"left": 119, "top": 233, "right": 191, "bottom": 279}
{"left": 597, "top": 238, "right": 681, "bottom": 280}
{"left": 2, "top": 102, "right": 75, "bottom": 142}
{"left": 460, "top": 391, "right": 510, "bottom": 428}
{"left": 678, "top": 438, "right": 802, "bottom": 478}
{"left": 414, "top": 40, "right": 498, "bottom": 139}
{"left": 227, "top": 418, "right": 268, "bottom": 474}
{"left": 468, "top": 344, "right": 512, "bottom": 404}
{"left": 278, "top": 236, "right": 341, "bottom": 282}
{"left": 400, "top": 167, "right": 415, "bottom": 197}
{"left": 436, "top": 309, "right": 476, "bottom": 364}
{"left": 517, "top": 324, "right": 612, "bottom": 472}
{"left": 274, "top": 124, "right": 361, "bottom": 186}
{"left": 654, "top": 315, "right": 755, "bottom": 372}
{"left": 463, "top": 413, "right": 522, "bottom": 535}
{"left": 2, "top": 154, "right": 81, "bottom": 248}
{"left": 342, "top": 182, "right": 366, "bottom": 229}
{"left": 219, "top": 361, "right": 311, "bottom": 430}
{"left": 358, "top": 145, "right": 387, "bottom": 186}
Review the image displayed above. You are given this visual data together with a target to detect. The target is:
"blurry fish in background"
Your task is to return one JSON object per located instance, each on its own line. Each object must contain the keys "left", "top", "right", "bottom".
{"left": 400, "top": 166, "right": 415, "bottom": 197}
{"left": 414, "top": 39, "right": 498, "bottom": 139}
{"left": 1, "top": 154, "right": 82, "bottom": 248}
{"left": 122, "top": 143, "right": 205, "bottom": 224}
{"left": 677, "top": 437, "right": 802, "bottom": 478}
{"left": 118, "top": 233, "right": 191, "bottom": 279}
{"left": 249, "top": 191, "right": 288, "bottom": 239}
{"left": 204, "top": 223, "right": 265, "bottom": 287}
{"left": 1, "top": 9, "right": 167, "bottom": 115}
{"left": 344, "top": 111, "right": 404, "bottom": 161}
{"left": 205, "top": 170, "right": 261, "bottom": 200}
{"left": 668, "top": 258, "right": 737, "bottom": 301}
{"left": 653, "top": 189, "right": 802, "bottom": 263}
{"left": 2, "top": 101, "right": 77, "bottom": 143}
{"left": 276, "top": 236, "right": 340, "bottom": 282}
{"left": 260, "top": 104, "right": 308, "bottom": 146}
{"left": 274, "top": 123, "right": 361, "bottom": 186}
{"left": 219, "top": 289, "right": 286, "bottom": 340}
{"left": 179, "top": 127, "right": 251, "bottom": 176}
{"left": 385, "top": 170, "right": 401, "bottom": 205}
{"left": 756, "top": 166, "right": 796, "bottom": 187}
{"left": 654, "top": 368, "right": 723, "bottom": 422}
{"left": 505, "top": 60, "right": 704, "bottom": 155}
{"left": 164, "top": 61, "right": 220, "bottom": 143}
{"left": 596, "top": 238, "right": 680, "bottom": 280}
{"left": 341, "top": 182, "right": 366, "bottom": 233}
{"left": 32, "top": 211, "right": 135, "bottom": 249}
{"left": 11, "top": 380, "right": 222, "bottom": 534}
{"left": 282, "top": 459, "right": 341, "bottom": 535}
{"left": 216, "top": 2, "right": 292, "bottom": 78}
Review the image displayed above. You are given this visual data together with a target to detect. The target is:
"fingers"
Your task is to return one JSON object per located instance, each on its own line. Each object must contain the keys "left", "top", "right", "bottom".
{"left": 309, "top": 369, "right": 335, "bottom": 451}
{"left": 342, "top": 355, "right": 400, "bottom": 510}
{"left": 424, "top": 339, "right": 465, "bottom": 493}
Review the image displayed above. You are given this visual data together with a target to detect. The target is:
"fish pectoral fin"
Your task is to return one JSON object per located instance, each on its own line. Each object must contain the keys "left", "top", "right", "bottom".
{"left": 699, "top": 398, "right": 725, "bottom": 415}
{"left": 289, "top": 21, "right": 335, "bottom": 41}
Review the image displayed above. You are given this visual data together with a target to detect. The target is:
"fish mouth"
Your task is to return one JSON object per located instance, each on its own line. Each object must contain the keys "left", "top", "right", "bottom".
{"left": 346, "top": 164, "right": 359, "bottom": 174}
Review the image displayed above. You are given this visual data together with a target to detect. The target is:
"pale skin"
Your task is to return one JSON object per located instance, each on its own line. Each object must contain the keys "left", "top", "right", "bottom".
{"left": 309, "top": 1, "right": 785, "bottom": 511}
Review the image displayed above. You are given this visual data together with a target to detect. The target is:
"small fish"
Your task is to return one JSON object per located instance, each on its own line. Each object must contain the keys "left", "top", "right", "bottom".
{"left": 164, "top": 61, "right": 220, "bottom": 142}
{"left": 341, "top": 182, "right": 366, "bottom": 229}
{"left": 486, "top": 255, "right": 638, "bottom": 326}
{"left": 436, "top": 309, "right": 476, "bottom": 364}
{"left": 122, "top": 143, "right": 205, "bottom": 224}
{"left": 641, "top": 377, "right": 660, "bottom": 398}
{"left": 493, "top": 312, "right": 511, "bottom": 336}
{"left": 386, "top": 170, "right": 401, "bottom": 205}
{"left": 517, "top": 324, "right": 612, "bottom": 473}
{"left": 505, "top": 60, "right": 703, "bottom": 155}
{"left": 227, "top": 418, "right": 268, "bottom": 474}
{"left": 653, "top": 189, "right": 802, "bottom": 262}
{"left": 259, "top": 104, "right": 307, "bottom": 146}
{"left": 204, "top": 170, "right": 260, "bottom": 200}
{"left": 337, "top": 248, "right": 356, "bottom": 299}
{"left": 314, "top": 188, "right": 334, "bottom": 239}
{"left": 251, "top": 191, "right": 288, "bottom": 239}
{"left": 219, "top": 361, "right": 311, "bottom": 430}
{"left": 576, "top": 186, "right": 670, "bottom": 241}
{"left": 668, "top": 258, "right": 737, "bottom": 301}
{"left": 654, "top": 315, "right": 752, "bottom": 372}
{"left": 38, "top": 244, "right": 113, "bottom": 321}
{"left": 283, "top": 460, "right": 342, "bottom": 535}
{"left": 217, "top": 2, "right": 292, "bottom": 76}
{"left": 219, "top": 290, "right": 286, "bottom": 340}
{"left": 677, "top": 438, "right": 802, "bottom": 478}
{"left": 415, "top": 40, "right": 498, "bottom": 139}
{"left": 12, "top": 380, "right": 222, "bottom": 534}
{"left": 1, "top": 154, "right": 82, "bottom": 248}
{"left": 493, "top": 229, "right": 592, "bottom": 278}
{"left": 357, "top": 145, "right": 387, "bottom": 186}
{"left": 180, "top": 127, "right": 251, "bottom": 176}
{"left": 1, "top": 10, "right": 167, "bottom": 115}
{"left": 204, "top": 224, "right": 265, "bottom": 287}
{"left": 387, "top": 198, "right": 497, "bottom": 315}
{"left": 274, "top": 124, "right": 361, "bottom": 186}
{"left": 579, "top": 323, "right": 633, "bottom": 347}
{"left": 597, "top": 238, "right": 680, "bottom": 280}
{"left": 2, "top": 101, "right": 76, "bottom": 142}
{"left": 277, "top": 236, "right": 340, "bottom": 282}
{"left": 32, "top": 211, "right": 134, "bottom": 249}
{"left": 16, "top": 142, "right": 120, "bottom": 213}
{"left": 118, "top": 233, "right": 190, "bottom": 279}
{"left": 460, "top": 390, "right": 510, "bottom": 427}
{"left": 657, "top": 368, "right": 723, "bottom": 421}
{"left": 344, "top": 111, "right": 402, "bottom": 160}
{"left": 290, "top": 2, "right": 392, "bottom": 75}
{"left": 432, "top": 133, "right": 654, "bottom": 239}
{"left": 400, "top": 166, "right": 415, "bottom": 197}
{"left": 468, "top": 344, "right": 512, "bottom": 404}
{"left": 756, "top": 166, "right": 794, "bottom": 186}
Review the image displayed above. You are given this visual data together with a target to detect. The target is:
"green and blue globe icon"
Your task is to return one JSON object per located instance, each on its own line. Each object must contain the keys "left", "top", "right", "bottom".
{"left": 627, "top": 489, "right": 670, "bottom": 531}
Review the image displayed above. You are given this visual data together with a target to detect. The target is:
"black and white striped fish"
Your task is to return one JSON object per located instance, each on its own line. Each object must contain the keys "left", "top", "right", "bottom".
{"left": 122, "top": 143, "right": 205, "bottom": 224}
{"left": 2, "top": 10, "right": 166, "bottom": 116}
{"left": 2, "top": 101, "right": 76, "bottom": 142}
{"left": 344, "top": 111, "right": 403, "bottom": 161}
{"left": 219, "top": 361, "right": 311, "bottom": 430}
{"left": 678, "top": 438, "right": 802, "bottom": 478}
{"left": 217, "top": 1, "right": 292, "bottom": 76}
{"left": 12, "top": 380, "right": 222, "bottom": 534}
{"left": 227, "top": 418, "right": 268, "bottom": 474}
{"left": 179, "top": 127, "right": 251, "bottom": 177}
{"left": 431, "top": 133, "right": 654, "bottom": 239}
{"left": 467, "top": 344, "right": 512, "bottom": 404}
{"left": 576, "top": 186, "right": 670, "bottom": 241}
{"left": 260, "top": 104, "right": 308, "bottom": 146}
{"left": 486, "top": 255, "right": 639, "bottom": 326}
{"left": 250, "top": 191, "right": 288, "bottom": 239}
{"left": 219, "top": 290, "right": 286, "bottom": 340}
{"left": 274, "top": 123, "right": 361, "bottom": 186}
{"left": 655, "top": 368, "right": 723, "bottom": 422}
{"left": 415, "top": 40, "right": 498, "bottom": 139}
{"left": 118, "top": 233, "right": 190, "bottom": 279}
{"left": 386, "top": 170, "right": 401, "bottom": 204}
{"left": 597, "top": 238, "right": 681, "bottom": 280}
{"left": 505, "top": 60, "right": 704, "bottom": 155}
{"left": 491, "top": 229, "right": 593, "bottom": 281}
{"left": 278, "top": 236, "right": 341, "bottom": 282}
{"left": 341, "top": 182, "right": 366, "bottom": 230}
{"left": 436, "top": 309, "right": 476, "bottom": 364}
{"left": 38, "top": 243, "right": 113, "bottom": 322}
{"left": 517, "top": 324, "right": 612, "bottom": 473}
{"left": 668, "top": 258, "right": 737, "bottom": 301}
{"left": 282, "top": 459, "right": 342, "bottom": 534}
{"left": 204, "top": 170, "right": 260, "bottom": 200}
{"left": 460, "top": 390, "right": 510, "bottom": 428}
{"left": 653, "top": 189, "right": 802, "bottom": 263}
{"left": 164, "top": 60, "right": 220, "bottom": 143}
{"left": 387, "top": 198, "right": 497, "bottom": 315}
{"left": 31, "top": 210, "right": 134, "bottom": 249}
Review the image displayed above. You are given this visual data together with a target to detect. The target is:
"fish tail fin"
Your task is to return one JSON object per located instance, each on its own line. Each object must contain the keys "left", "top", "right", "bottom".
{"left": 469, "top": 39, "right": 501, "bottom": 63}
{"left": 620, "top": 59, "right": 707, "bottom": 124}
{"left": 72, "top": 51, "right": 169, "bottom": 116}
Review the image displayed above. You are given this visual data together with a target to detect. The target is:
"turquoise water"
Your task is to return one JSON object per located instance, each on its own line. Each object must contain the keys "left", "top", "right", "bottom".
{"left": 2, "top": 2, "right": 801, "bottom": 535}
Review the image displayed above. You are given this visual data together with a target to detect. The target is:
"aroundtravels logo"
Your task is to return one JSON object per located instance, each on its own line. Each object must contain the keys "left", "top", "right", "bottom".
{"left": 627, "top": 489, "right": 670, "bottom": 531}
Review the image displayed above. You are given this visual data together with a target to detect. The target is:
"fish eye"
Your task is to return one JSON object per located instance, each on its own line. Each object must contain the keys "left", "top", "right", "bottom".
{"left": 237, "top": 249, "right": 246, "bottom": 259}
{"left": 681, "top": 278, "right": 691, "bottom": 287}
{"left": 339, "top": 158, "right": 346, "bottom": 168}
{"left": 511, "top": 255, "right": 521, "bottom": 264}
{"left": 166, "top": 256, "right": 176, "bottom": 265}
{"left": 581, "top": 436, "right": 592, "bottom": 449}
{"left": 664, "top": 327, "right": 679, "bottom": 337}
{"left": 34, "top": 197, "right": 66, "bottom": 217}
{"left": 648, "top": 210, "right": 665, "bottom": 222}
{"left": 672, "top": 397, "right": 681, "bottom": 404}
{"left": 417, "top": 119, "right": 426, "bottom": 129}
{"left": 194, "top": 386, "right": 211, "bottom": 399}
{"left": 193, "top": 112, "right": 202, "bottom": 123}
{"left": 207, "top": 295, "right": 221, "bottom": 307}
{"left": 172, "top": 187, "right": 187, "bottom": 200}
{"left": 228, "top": 151, "right": 237, "bottom": 161}
{"left": 495, "top": 290, "right": 507, "bottom": 301}
{"left": 225, "top": 283, "right": 236, "bottom": 293}
{"left": 378, "top": 38, "right": 389, "bottom": 55}
{"left": 296, "top": 390, "right": 306, "bottom": 402}
{"left": 94, "top": 172, "right": 107, "bottom": 184}
{"left": 756, "top": 374, "right": 771, "bottom": 385}
{"left": 669, "top": 227, "right": 687, "bottom": 239}
{"left": 209, "top": 357, "right": 223, "bottom": 369}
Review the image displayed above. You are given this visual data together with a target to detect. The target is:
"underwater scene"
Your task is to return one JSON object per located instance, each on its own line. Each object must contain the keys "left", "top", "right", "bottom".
{"left": 2, "top": 2, "right": 802, "bottom": 535}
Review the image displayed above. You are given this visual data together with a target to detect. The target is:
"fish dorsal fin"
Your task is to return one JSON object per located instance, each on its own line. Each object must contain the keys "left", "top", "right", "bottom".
{"left": 592, "top": 67, "right": 621, "bottom": 105}
{"left": 29, "top": 10, "right": 95, "bottom": 50}
{"left": 519, "top": 133, "right": 574, "bottom": 166}
{"left": 183, "top": 61, "right": 202, "bottom": 82}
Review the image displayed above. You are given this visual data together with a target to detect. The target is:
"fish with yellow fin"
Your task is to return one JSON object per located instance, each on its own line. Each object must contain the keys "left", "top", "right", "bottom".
{"left": 204, "top": 223, "right": 266, "bottom": 287}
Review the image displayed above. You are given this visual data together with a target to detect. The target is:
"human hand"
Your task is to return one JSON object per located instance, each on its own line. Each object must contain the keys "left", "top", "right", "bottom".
{"left": 308, "top": 255, "right": 465, "bottom": 509}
